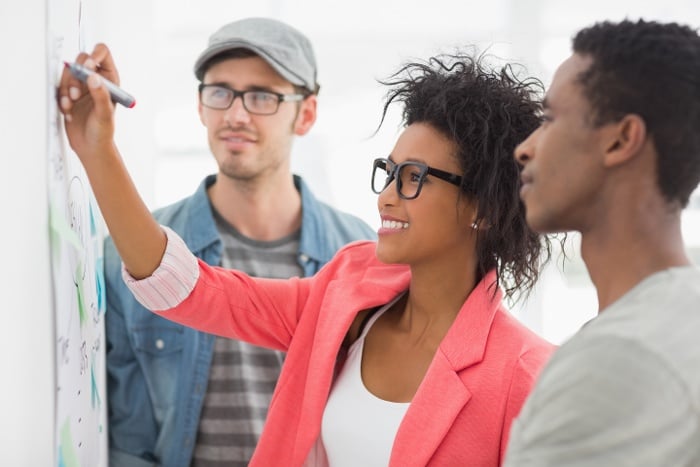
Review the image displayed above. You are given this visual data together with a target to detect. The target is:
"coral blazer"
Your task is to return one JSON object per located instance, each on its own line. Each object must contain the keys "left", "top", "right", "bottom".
{"left": 151, "top": 241, "right": 554, "bottom": 466}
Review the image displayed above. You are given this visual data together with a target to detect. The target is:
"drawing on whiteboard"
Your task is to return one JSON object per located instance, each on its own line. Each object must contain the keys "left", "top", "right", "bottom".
{"left": 48, "top": 0, "right": 108, "bottom": 464}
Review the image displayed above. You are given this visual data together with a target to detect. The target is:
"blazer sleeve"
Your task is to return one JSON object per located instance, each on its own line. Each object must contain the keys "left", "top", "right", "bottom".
{"left": 124, "top": 226, "right": 320, "bottom": 351}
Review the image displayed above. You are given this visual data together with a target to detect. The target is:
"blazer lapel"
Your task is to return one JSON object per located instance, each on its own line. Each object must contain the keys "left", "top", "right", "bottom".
{"left": 313, "top": 262, "right": 413, "bottom": 360}
{"left": 390, "top": 271, "right": 503, "bottom": 465}
{"left": 296, "top": 261, "right": 412, "bottom": 453}
{"left": 391, "top": 352, "right": 472, "bottom": 466}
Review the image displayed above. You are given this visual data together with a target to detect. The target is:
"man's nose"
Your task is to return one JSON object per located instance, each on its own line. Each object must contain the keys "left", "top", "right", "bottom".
{"left": 224, "top": 95, "right": 251, "bottom": 124}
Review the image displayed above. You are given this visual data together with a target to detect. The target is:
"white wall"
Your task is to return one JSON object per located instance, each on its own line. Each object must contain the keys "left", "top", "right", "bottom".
{"left": 0, "top": 0, "right": 54, "bottom": 464}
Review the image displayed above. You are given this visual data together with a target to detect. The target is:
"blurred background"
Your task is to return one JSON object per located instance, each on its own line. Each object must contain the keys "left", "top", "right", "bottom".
{"left": 95, "top": 0, "right": 700, "bottom": 344}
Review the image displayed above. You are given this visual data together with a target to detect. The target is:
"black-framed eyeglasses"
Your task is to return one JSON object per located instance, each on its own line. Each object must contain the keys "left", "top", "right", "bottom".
{"left": 371, "top": 157, "right": 463, "bottom": 200}
{"left": 198, "top": 84, "right": 307, "bottom": 115}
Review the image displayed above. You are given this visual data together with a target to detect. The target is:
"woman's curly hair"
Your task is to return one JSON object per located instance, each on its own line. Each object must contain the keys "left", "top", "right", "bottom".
{"left": 377, "top": 52, "right": 552, "bottom": 302}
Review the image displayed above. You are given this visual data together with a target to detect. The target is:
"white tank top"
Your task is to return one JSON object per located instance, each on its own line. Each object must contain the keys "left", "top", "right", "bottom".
{"left": 321, "top": 294, "right": 410, "bottom": 466}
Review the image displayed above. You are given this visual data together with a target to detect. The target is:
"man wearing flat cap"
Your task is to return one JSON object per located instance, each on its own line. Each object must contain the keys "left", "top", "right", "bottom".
{"left": 103, "top": 17, "right": 375, "bottom": 467}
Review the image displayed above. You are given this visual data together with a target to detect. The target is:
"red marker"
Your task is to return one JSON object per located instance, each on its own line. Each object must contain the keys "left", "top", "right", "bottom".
{"left": 64, "top": 61, "right": 136, "bottom": 108}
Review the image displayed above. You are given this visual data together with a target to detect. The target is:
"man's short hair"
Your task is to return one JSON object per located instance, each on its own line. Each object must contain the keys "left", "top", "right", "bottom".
{"left": 573, "top": 19, "right": 700, "bottom": 207}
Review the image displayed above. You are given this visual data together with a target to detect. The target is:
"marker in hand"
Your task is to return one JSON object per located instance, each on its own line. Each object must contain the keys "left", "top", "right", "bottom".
{"left": 64, "top": 61, "right": 136, "bottom": 108}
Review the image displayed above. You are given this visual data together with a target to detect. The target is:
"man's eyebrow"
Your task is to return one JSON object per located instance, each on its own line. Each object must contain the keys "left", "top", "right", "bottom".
{"left": 202, "top": 82, "right": 280, "bottom": 93}
{"left": 247, "top": 85, "right": 278, "bottom": 92}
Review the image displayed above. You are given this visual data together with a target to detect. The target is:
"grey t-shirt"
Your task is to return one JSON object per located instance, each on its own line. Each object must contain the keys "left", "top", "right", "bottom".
{"left": 505, "top": 266, "right": 700, "bottom": 467}
{"left": 191, "top": 210, "right": 303, "bottom": 467}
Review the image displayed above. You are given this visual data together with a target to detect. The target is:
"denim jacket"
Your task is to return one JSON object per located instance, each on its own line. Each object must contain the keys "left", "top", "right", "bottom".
{"left": 105, "top": 174, "right": 376, "bottom": 467}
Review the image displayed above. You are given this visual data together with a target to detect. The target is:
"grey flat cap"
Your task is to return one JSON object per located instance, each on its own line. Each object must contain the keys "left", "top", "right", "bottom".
{"left": 193, "top": 17, "right": 319, "bottom": 93}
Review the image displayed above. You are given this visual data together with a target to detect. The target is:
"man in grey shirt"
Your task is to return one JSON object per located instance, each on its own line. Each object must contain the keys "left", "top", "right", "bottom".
{"left": 505, "top": 19, "right": 700, "bottom": 466}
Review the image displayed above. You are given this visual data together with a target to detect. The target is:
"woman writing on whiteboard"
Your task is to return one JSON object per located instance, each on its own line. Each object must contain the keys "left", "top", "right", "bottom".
{"left": 58, "top": 44, "right": 555, "bottom": 466}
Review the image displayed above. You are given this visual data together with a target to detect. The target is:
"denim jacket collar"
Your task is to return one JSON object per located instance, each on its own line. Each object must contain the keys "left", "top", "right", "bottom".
{"left": 180, "top": 173, "right": 358, "bottom": 266}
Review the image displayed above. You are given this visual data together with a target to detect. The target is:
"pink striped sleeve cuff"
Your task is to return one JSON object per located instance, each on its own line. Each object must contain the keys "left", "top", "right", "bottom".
{"left": 121, "top": 225, "right": 200, "bottom": 311}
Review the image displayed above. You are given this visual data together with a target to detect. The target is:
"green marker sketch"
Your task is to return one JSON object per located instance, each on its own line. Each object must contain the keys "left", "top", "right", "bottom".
{"left": 50, "top": 199, "right": 87, "bottom": 326}
{"left": 59, "top": 419, "right": 80, "bottom": 467}
{"left": 75, "top": 262, "right": 86, "bottom": 326}
{"left": 49, "top": 200, "right": 83, "bottom": 253}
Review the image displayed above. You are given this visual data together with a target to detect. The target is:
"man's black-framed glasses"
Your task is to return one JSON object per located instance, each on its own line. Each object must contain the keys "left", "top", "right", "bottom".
{"left": 371, "top": 157, "right": 463, "bottom": 200}
{"left": 198, "top": 84, "right": 306, "bottom": 115}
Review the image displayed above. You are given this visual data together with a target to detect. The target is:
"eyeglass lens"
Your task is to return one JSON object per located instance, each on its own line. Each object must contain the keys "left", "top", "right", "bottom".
{"left": 200, "top": 86, "right": 280, "bottom": 114}
{"left": 372, "top": 159, "right": 425, "bottom": 199}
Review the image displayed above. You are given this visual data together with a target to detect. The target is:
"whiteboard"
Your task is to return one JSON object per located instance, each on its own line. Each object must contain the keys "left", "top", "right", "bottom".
{"left": 47, "top": 0, "right": 108, "bottom": 465}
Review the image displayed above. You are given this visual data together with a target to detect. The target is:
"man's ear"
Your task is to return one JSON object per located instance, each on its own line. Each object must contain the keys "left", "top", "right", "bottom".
{"left": 603, "top": 114, "right": 647, "bottom": 167}
{"left": 293, "top": 94, "right": 318, "bottom": 136}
